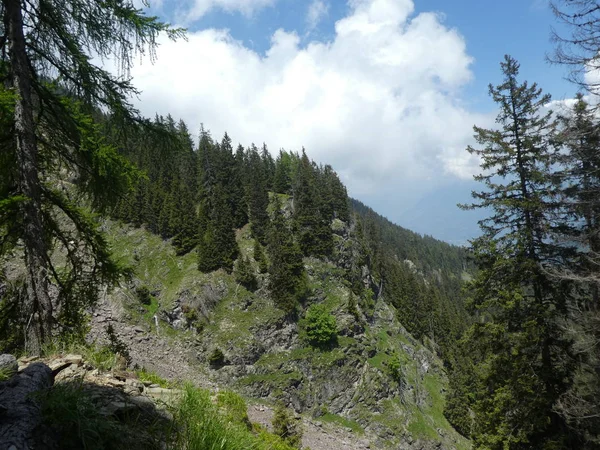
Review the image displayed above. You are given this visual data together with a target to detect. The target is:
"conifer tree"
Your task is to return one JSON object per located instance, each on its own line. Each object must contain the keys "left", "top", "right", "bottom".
{"left": 234, "top": 255, "right": 257, "bottom": 291}
{"left": 273, "top": 150, "right": 292, "bottom": 194}
{"left": 459, "top": 56, "right": 575, "bottom": 449}
{"left": 253, "top": 239, "right": 269, "bottom": 274}
{"left": 293, "top": 150, "right": 333, "bottom": 257}
{"left": 0, "top": 0, "right": 181, "bottom": 352}
{"left": 246, "top": 145, "right": 270, "bottom": 244}
{"left": 268, "top": 196, "right": 307, "bottom": 316}
{"left": 552, "top": 94, "right": 600, "bottom": 443}
{"left": 197, "top": 184, "right": 238, "bottom": 273}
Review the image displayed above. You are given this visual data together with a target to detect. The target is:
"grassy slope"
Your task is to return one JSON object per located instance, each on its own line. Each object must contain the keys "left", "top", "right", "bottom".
{"left": 105, "top": 220, "right": 470, "bottom": 449}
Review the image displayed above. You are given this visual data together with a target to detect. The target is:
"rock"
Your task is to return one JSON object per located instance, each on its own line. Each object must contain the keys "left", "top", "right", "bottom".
{"left": 0, "top": 355, "right": 18, "bottom": 378}
{"left": 0, "top": 362, "right": 52, "bottom": 449}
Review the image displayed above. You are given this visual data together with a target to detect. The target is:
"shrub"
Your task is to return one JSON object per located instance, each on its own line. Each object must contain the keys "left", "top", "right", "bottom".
{"left": 135, "top": 285, "right": 152, "bottom": 305}
{"left": 387, "top": 353, "right": 402, "bottom": 384}
{"left": 272, "top": 403, "right": 303, "bottom": 449}
{"left": 234, "top": 256, "right": 258, "bottom": 291}
{"left": 209, "top": 348, "right": 225, "bottom": 368}
{"left": 106, "top": 324, "right": 131, "bottom": 365}
{"left": 299, "top": 304, "right": 338, "bottom": 349}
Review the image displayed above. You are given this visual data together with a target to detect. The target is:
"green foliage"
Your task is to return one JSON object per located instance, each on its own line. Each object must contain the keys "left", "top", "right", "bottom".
{"left": 299, "top": 304, "right": 338, "bottom": 349}
{"left": 234, "top": 256, "right": 258, "bottom": 291}
{"left": 453, "top": 56, "right": 576, "bottom": 449}
{"left": 387, "top": 353, "right": 402, "bottom": 384}
{"left": 253, "top": 239, "right": 269, "bottom": 274}
{"left": 105, "top": 324, "right": 131, "bottom": 366}
{"left": 216, "top": 391, "right": 252, "bottom": 430}
{"left": 292, "top": 151, "right": 333, "bottom": 258}
{"left": 170, "top": 385, "right": 296, "bottom": 450}
{"left": 135, "top": 285, "right": 152, "bottom": 305}
{"left": 268, "top": 196, "right": 308, "bottom": 316}
{"left": 209, "top": 348, "right": 225, "bottom": 368}
{"left": 38, "top": 381, "right": 123, "bottom": 450}
{"left": 136, "top": 368, "right": 170, "bottom": 388}
{"left": 272, "top": 403, "right": 303, "bottom": 449}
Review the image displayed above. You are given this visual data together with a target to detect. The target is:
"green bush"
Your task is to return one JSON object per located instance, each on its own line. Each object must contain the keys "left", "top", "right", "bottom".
{"left": 387, "top": 353, "right": 402, "bottom": 384}
{"left": 299, "top": 304, "right": 338, "bottom": 349}
{"left": 135, "top": 285, "right": 152, "bottom": 305}
{"left": 209, "top": 348, "right": 225, "bottom": 368}
{"left": 272, "top": 403, "right": 303, "bottom": 449}
{"left": 234, "top": 256, "right": 258, "bottom": 291}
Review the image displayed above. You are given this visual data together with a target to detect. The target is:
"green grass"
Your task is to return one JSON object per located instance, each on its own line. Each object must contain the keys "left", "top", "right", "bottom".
{"left": 320, "top": 413, "right": 364, "bottom": 435}
{"left": 171, "top": 384, "right": 296, "bottom": 450}
{"left": 42, "top": 338, "right": 118, "bottom": 372}
{"left": 136, "top": 367, "right": 171, "bottom": 388}
{"left": 37, "top": 380, "right": 168, "bottom": 450}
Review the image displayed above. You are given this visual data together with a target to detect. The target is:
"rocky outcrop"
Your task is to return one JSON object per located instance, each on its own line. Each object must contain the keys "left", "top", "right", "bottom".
{"left": 0, "top": 353, "right": 182, "bottom": 450}
{"left": 0, "top": 360, "right": 52, "bottom": 450}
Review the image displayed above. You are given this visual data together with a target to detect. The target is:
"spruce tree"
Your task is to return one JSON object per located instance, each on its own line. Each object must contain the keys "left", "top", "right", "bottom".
{"left": 0, "top": 0, "right": 181, "bottom": 352}
{"left": 246, "top": 145, "right": 270, "bottom": 244}
{"left": 268, "top": 196, "right": 307, "bottom": 316}
{"left": 459, "top": 56, "right": 575, "bottom": 449}
{"left": 293, "top": 150, "right": 333, "bottom": 257}
{"left": 253, "top": 239, "right": 269, "bottom": 274}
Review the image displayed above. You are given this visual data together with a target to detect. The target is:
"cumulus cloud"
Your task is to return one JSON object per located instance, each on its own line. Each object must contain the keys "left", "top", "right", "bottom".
{"left": 183, "top": 0, "right": 277, "bottom": 21}
{"left": 124, "top": 0, "right": 489, "bottom": 196}
{"left": 306, "top": 0, "right": 329, "bottom": 31}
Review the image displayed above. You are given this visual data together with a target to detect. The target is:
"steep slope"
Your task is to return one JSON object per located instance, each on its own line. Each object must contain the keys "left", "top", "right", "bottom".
{"left": 100, "top": 214, "right": 471, "bottom": 449}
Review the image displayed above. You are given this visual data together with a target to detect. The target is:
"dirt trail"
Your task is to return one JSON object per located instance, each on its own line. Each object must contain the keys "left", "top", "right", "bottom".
{"left": 88, "top": 296, "right": 375, "bottom": 450}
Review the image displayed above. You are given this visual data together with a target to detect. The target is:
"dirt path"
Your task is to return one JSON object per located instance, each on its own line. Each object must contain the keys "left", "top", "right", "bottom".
{"left": 88, "top": 296, "right": 375, "bottom": 450}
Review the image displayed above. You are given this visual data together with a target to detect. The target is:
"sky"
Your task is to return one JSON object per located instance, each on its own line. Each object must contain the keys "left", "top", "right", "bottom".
{"left": 122, "top": 0, "right": 577, "bottom": 245}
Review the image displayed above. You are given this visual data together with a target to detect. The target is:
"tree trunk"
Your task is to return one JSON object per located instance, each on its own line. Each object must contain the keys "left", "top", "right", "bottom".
{"left": 4, "top": 0, "right": 53, "bottom": 354}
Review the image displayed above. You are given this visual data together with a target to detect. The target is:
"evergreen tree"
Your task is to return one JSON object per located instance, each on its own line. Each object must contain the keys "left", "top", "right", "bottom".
{"left": 458, "top": 56, "right": 575, "bottom": 449}
{"left": 273, "top": 150, "right": 292, "bottom": 194}
{"left": 197, "top": 184, "right": 238, "bottom": 273}
{"left": 268, "top": 196, "right": 307, "bottom": 316}
{"left": 0, "top": 0, "right": 181, "bottom": 352}
{"left": 293, "top": 150, "right": 333, "bottom": 257}
{"left": 253, "top": 239, "right": 269, "bottom": 274}
{"left": 231, "top": 143, "right": 249, "bottom": 228}
{"left": 246, "top": 145, "right": 270, "bottom": 244}
{"left": 552, "top": 94, "right": 600, "bottom": 444}
{"left": 234, "top": 255, "right": 257, "bottom": 291}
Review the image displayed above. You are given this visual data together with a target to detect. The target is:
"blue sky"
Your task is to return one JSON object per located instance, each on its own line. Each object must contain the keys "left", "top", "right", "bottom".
{"left": 130, "top": 0, "right": 577, "bottom": 244}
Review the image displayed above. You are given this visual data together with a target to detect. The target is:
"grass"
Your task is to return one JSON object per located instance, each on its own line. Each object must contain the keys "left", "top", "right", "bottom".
{"left": 136, "top": 367, "right": 171, "bottom": 388}
{"left": 42, "top": 337, "right": 119, "bottom": 372}
{"left": 170, "top": 384, "right": 296, "bottom": 450}
{"left": 320, "top": 413, "right": 364, "bottom": 435}
{"left": 37, "top": 380, "right": 168, "bottom": 450}
{"left": 37, "top": 379, "right": 298, "bottom": 450}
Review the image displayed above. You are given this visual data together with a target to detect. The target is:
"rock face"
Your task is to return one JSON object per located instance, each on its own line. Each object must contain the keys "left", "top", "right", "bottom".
{"left": 0, "top": 361, "right": 52, "bottom": 450}
{"left": 0, "top": 354, "right": 18, "bottom": 377}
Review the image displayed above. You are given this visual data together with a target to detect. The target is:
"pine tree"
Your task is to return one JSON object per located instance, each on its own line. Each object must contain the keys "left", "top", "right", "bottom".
{"left": 234, "top": 256, "right": 257, "bottom": 291}
{"left": 253, "top": 239, "right": 269, "bottom": 274}
{"left": 293, "top": 150, "right": 333, "bottom": 257}
{"left": 459, "top": 56, "right": 575, "bottom": 449}
{"left": 552, "top": 94, "right": 600, "bottom": 444}
{"left": 197, "top": 184, "right": 238, "bottom": 273}
{"left": 0, "top": 0, "right": 181, "bottom": 352}
{"left": 268, "top": 196, "right": 307, "bottom": 316}
{"left": 273, "top": 150, "right": 292, "bottom": 194}
{"left": 246, "top": 145, "right": 270, "bottom": 244}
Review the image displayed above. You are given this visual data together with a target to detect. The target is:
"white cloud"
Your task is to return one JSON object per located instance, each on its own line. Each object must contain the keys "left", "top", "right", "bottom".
{"left": 306, "top": 0, "right": 329, "bottom": 31}
{"left": 183, "top": 0, "right": 277, "bottom": 22}
{"left": 124, "top": 0, "right": 489, "bottom": 197}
